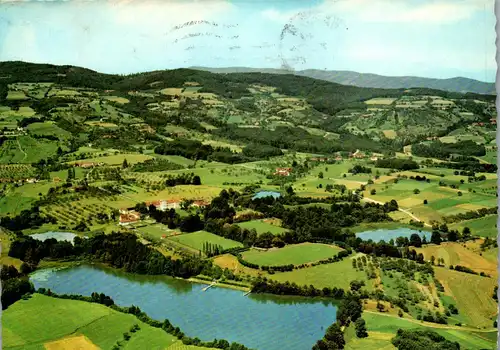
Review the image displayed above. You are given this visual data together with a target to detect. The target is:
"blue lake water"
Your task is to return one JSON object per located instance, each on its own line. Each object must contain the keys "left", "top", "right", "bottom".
{"left": 30, "top": 264, "right": 337, "bottom": 350}
{"left": 29, "top": 231, "right": 78, "bottom": 244}
{"left": 356, "top": 227, "right": 432, "bottom": 243}
{"left": 252, "top": 191, "right": 281, "bottom": 200}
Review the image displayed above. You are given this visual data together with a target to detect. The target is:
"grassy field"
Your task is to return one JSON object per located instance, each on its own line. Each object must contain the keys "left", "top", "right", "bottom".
{"left": 68, "top": 153, "right": 153, "bottom": 166}
{"left": 27, "top": 122, "right": 71, "bottom": 140}
{"left": 2, "top": 293, "right": 210, "bottom": 350}
{"left": 0, "top": 231, "right": 24, "bottom": 269}
{"left": 269, "top": 256, "right": 374, "bottom": 291}
{"left": 345, "top": 312, "right": 497, "bottom": 350}
{"left": 449, "top": 215, "right": 498, "bottom": 238}
{"left": 167, "top": 230, "right": 243, "bottom": 252}
{"left": 0, "top": 136, "right": 62, "bottom": 164}
{"left": 434, "top": 267, "right": 497, "bottom": 328}
{"left": 237, "top": 219, "right": 288, "bottom": 235}
{"left": 241, "top": 243, "right": 342, "bottom": 266}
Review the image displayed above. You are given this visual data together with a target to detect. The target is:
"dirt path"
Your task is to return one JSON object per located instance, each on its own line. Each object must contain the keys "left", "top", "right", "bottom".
{"left": 16, "top": 137, "right": 27, "bottom": 161}
{"left": 363, "top": 310, "right": 496, "bottom": 333}
{"left": 363, "top": 197, "right": 432, "bottom": 227}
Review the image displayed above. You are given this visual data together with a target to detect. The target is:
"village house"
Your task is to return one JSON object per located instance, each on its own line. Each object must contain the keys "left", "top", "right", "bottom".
{"left": 119, "top": 211, "right": 141, "bottom": 226}
{"left": 274, "top": 167, "right": 292, "bottom": 176}
{"left": 335, "top": 155, "right": 343, "bottom": 161}
{"left": 350, "top": 150, "right": 366, "bottom": 159}
{"left": 166, "top": 199, "right": 181, "bottom": 209}
{"left": 370, "top": 156, "right": 379, "bottom": 161}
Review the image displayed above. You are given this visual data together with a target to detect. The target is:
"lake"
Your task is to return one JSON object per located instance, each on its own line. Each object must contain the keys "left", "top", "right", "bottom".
{"left": 356, "top": 227, "right": 432, "bottom": 243}
{"left": 252, "top": 191, "right": 281, "bottom": 200}
{"left": 30, "top": 231, "right": 78, "bottom": 244}
{"left": 30, "top": 264, "right": 337, "bottom": 350}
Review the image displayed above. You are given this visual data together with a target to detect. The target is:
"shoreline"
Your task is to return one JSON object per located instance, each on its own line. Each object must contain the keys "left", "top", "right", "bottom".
{"left": 186, "top": 277, "right": 251, "bottom": 292}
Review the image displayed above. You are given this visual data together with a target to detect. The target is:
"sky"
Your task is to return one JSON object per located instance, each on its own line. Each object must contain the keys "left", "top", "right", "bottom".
{"left": 0, "top": 0, "right": 496, "bottom": 82}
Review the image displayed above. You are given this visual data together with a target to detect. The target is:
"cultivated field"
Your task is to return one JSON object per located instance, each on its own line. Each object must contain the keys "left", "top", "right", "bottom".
{"left": 434, "top": 267, "right": 497, "bottom": 328}
{"left": 415, "top": 242, "right": 497, "bottom": 276}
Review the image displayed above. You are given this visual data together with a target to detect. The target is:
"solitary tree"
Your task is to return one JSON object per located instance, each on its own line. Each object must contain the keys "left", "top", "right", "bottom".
{"left": 318, "top": 172, "right": 324, "bottom": 179}
{"left": 409, "top": 233, "right": 422, "bottom": 248}
{"left": 122, "top": 158, "right": 129, "bottom": 169}
{"left": 462, "top": 227, "right": 471, "bottom": 240}
{"left": 413, "top": 188, "right": 420, "bottom": 194}
{"left": 431, "top": 231, "right": 442, "bottom": 245}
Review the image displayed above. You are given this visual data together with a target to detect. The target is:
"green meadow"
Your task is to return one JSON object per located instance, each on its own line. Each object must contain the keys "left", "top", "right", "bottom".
{"left": 2, "top": 293, "right": 210, "bottom": 350}
{"left": 237, "top": 219, "right": 289, "bottom": 235}
{"left": 241, "top": 243, "right": 342, "bottom": 266}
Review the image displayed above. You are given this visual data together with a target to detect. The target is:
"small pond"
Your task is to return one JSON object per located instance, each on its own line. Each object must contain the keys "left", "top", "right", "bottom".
{"left": 29, "top": 231, "right": 79, "bottom": 244}
{"left": 355, "top": 227, "right": 432, "bottom": 243}
{"left": 252, "top": 191, "right": 281, "bottom": 200}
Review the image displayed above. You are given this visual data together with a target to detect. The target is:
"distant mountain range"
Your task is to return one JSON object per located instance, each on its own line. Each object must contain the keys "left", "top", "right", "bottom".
{"left": 190, "top": 67, "right": 496, "bottom": 95}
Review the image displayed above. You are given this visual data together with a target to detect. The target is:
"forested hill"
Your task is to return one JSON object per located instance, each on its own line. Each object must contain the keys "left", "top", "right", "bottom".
{"left": 0, "top": 61, "right": 494, "bottom": 116}
{"left": 191, "top": 66, "right": 496, "bottom": 95}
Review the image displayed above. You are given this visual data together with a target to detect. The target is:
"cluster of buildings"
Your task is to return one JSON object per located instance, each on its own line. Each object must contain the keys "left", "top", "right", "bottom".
{"left": 73, "top": 161, "right": 105, "bottom": 168}
{"left": 118, "top": 198, "right": 210, "bottom": 226}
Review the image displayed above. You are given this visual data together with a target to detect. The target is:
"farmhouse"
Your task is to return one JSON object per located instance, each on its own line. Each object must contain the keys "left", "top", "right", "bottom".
{"left": 119, "top": 211, "right": 140, "bottom": 226}
{"left": 145, "top": 200, "right": 167, "bottom": 211}
{"left": 192, "top": 200, "right": 210, "bottom": 208}
{"left": 274, "top": 167, "right": 292, "bottom": 176}
{"left": 350, "top": 150, "right": 366, "bottom": 159}
{"left": 166, "top": 199, "right": 181, "bottom": 209}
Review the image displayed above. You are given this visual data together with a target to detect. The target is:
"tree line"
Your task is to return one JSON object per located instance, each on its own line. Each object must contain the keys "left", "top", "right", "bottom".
{"left": 412, "top": 140, "right": 486, "bottom": 159}
{"left": 8, "top": 232, "right": 220, "bottom": 279}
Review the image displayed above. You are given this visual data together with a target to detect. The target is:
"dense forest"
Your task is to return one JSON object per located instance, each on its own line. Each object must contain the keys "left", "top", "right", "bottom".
{"left": 412, "top": 140, "right": 486, "bottom": 159}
